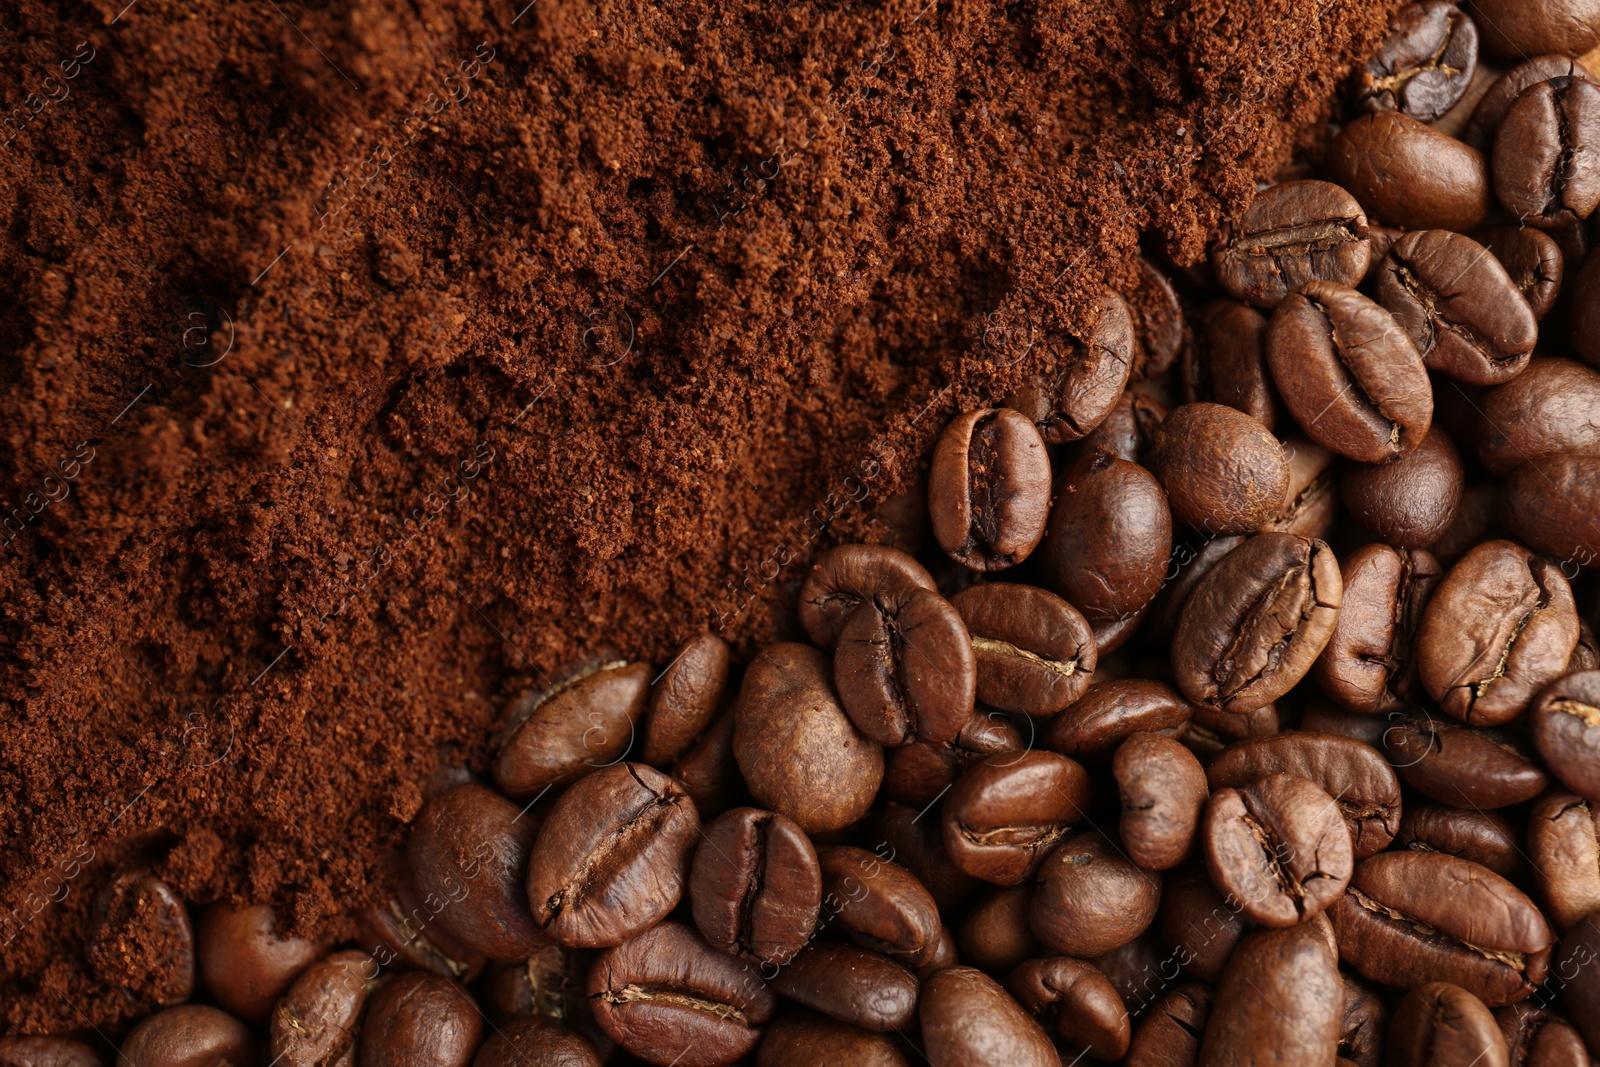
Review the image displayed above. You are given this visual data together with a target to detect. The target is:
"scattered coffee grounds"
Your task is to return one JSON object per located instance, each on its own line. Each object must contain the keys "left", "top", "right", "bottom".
{"left": 0, "top": 0, "right": 1407, "bottom": 1036}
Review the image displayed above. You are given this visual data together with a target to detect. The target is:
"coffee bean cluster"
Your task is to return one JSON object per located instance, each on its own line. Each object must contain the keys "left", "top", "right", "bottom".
{"left": 10, "top": 3, "right": 1600, "bottom": 1066}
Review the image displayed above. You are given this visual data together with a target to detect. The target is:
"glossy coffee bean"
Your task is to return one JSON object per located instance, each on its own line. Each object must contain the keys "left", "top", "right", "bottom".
{"left": 1355, "top": 2, "right": 1478, "bottom": 121}
{"left": 1007, "top": 956, "right": 1131, "bottom": 1061}
{"left": 1314, "top": 544, "right": 1441, "bottom": 713}
{"left": 356, "top": 851, "right": 485, "bottom": 982}
{"left": 1146, "top": 404, "right": 1289, "bottom": 536}
{"left": 1530, "top": 790, "right": 1600, "bottom": 938}
{"left": 671, "top": 710, "right": 741, "bottom": 820}
{"left": 270, "top": 950, "right": 376, "bottom": 1067}
{"left": 1472, "top": 57, "right": 1597, "bottom": 144}
{"left": 1003, "top": 291, "right": 1136, "bottom": 444}
{"left": 1302, "top": 698, "right": 1391, "bottom": 748}
{"left": 1198, "top": 921, "right": 1342, "bottom": 1066}
{"left": 1156, "top": 866, "right": 1246, "bottom": 984}
{"left": 835, "top": 586, "right": 975, "bottom": 746}
{"left": 921, "top": 966, "right": 1059, "bottom": 1067}
{"left": 1494, "top": 76, "right": 1600, "bottom": 230}
{"left": 1395, "top": 804, "right": 1527, "bottom": 881}
{"left": 767, "top": 942, "right": 918, "bottom": 1032}
{"left": 494, "top": 661, "right": 651, "bottom": 798}
{"left": 1330, "top": 851, "right": 1554, "bottom": 1006}
{"left": 1114, "top": 731, "right": 1207, "bottom": 870}
{"left": 755, "top": 1008, "right": 910, "bottom": 1067}
{"left": 589, "top": 922, "right": 776, "bottom": 1066}
{"left": 1416, "top": 540, "right": 1580, "bottom": 725}
{"left": 1477, "top": 359, "right": 1600, "bottom": 475}
{"left": 870, "top": 804, "right": 981, "bottom": 914}
{"left": 957, "top": 884, "right": 1041, "bottom": 973}
{"left": 195, "top": 903, "right": 326, "bottom": 1025}
{"left": 1376, "top": 229, "right": 1537, "bottom": 385}
{"left": 950, "top": 583, "right": 1094, "bottom": 715}
{"left": 1532, "top": 671, "right": 1600, "bottom": 801}
{"left": 818, "top": 845, "right": 941, "bottom": 963}
{"left": 1171, "top": 533, "right": 1342, "bottom": 714}
{"left": 1042, "top": 679, "right": 1194, "bottom": 758}
{"left": 1267, "top": 280, "right": 1431, "bottom": 463}
{"left": 1385, "top": 713, "right": 1550, "bottom": 808}
{"left": 358, "top": 972, "right": 482, "bottom": 1067}
{"left": 1067, "top": 386, "right": 1167, "bottom": 464}
{"left": 1477, "top": 226, "right": 1564, "bottom": 319}
{"left": 471, "top": 1017, "right": 600, "bottom": 1067}
{"left": 1260, "top": 436, "right": 1339, "bottom": 538}
{"left": 1211, "top": 181, "right": 1372, "bottom": 310}
{"left": 642, "top": 632, "right": 729, "bottom": 765}
{"left": 929, "top": 407, "right": 1052, "bottom": 571}
{"left": 1387, "top": 982, "right": 1509, "bottom": 1067}
{"left": 1031, "top": 832, "right": 1160, "bottom": 957}
{"left": 1128, "top": 257, "right": 1186, "bottom": 381}
{"left": 0, "top": 1038, "right": 104, "bottom": 1067}
{"left": 1470, "top": 0, "right": 1600, "bottom": 59}
{"left": 1187, "top": 703, "right": 1285, "bottom": 762}
{"left": 942, "top": 750, "right": 1091, "bottom": 885}
{"left": 1202, "top": 772, "right": 1353, "bottom": 927}
{"left": 732, "top": 643, "right": 883, "bottom": 833}
{"left": 1126, "top": 984, "right": 1211, "bottom": 1067}
{"left": 1147, "top": 533, "right": 1248, "bottom": 642}
{"left": 526, "top": 761, "right": 699, "bottom": 948}
{"left": 85, "top": 871, "right": 194, "bottom": 1010}
{"left": 1497, "top": 1005, "right": 1591, "bottom": 1067}
{"left": 882, "top": 711, "right": 1024, "bottom": 806}
{"left": 118, "top": 1006, "right": 253, "bottom": 1067}
{"left": 1340, "top": 428, "right": 1462, "bottom": 548}
{"left": 1187, "top": 298, "right": 1280, "bottom": 430}
{"left": 797, "top": 545, "right": 936, "bottom": 649}
{"left": 1040, "top": 452, "right": 1173, "bottom": 629}
{"left": 1555, "top": 908, "right": 1600, "bottom": 1050}
{"left": 408, "top": 784, "right": 547, "bottom": 962}
{"left": 1340, "top": 975, "right": 1388, "bottom": 1067}
{"left": 690, "top": 807, "right": 820, "bottom": 966}
{"left": 1503, "top": 452, "right": 1600, "bottom": 565}
{"left": 1327, "top": 111, "right": 1491, "bottom": 231}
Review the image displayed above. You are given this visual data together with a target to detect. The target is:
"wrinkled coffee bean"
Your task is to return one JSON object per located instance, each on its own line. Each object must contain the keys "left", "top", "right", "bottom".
{"left": 1531, "top": 670, "right": 1600, "bottom": 801}
{"left": 271, "top": 950, "right": 376, "bottom": 1067}
{"left": 1128, "top": 257, "right": 1186, "bottom": 381}
{"left": 1202, "top": 771, "right": 1353, "bottom": 927}
{"left": 1030, "top": 832, "right": 1161, "bottom": 958}
{"left": 1384, "top": 713, "right": 1550, "bottom": 808}
{"left": 1387, "top": 982, "right": 1509, "bottom": 1067}
{"left": 1502, "top": 452, "right": 1600, "bottom": 565}
{"left": 119, "top": 1006, "right": 254, "bottom": 1067}
{"left": 1497, "top": 1004, "right": 1591, "bottom": 1067}
{"left": 929, "top": 407, "right": 1052, "bottom": 571}
{"left": 1147, "top": 533, "right": 1248, "bottom": 642}
{"left": 1198, "top": 921, "right": 1342, "bottom": 1066}
{"left": 797, "top": 545, "right": 937, "bottom": 649}
{"left": 1477, "top": 225, "right": 1564, "bottom": 319}
{"left": 1211, "top": 181, "right": 1373, "bottom": 310}
{"left": 1327, "top": 111, "right": 1491, "bottom": 231}
{"left": 1530, "top": 791, "right": 1600, "bottom": 935}
{"left": 950, "top": 583, "right": 1094, "bottom": 715}
{"left": 85, "top": 871, "right": 195, "bottom": 1010}
{"left": 1068, "top": 386, "right": 1167, "bottom": 464}
{"left": 766, "top": 942, "right": 918, "bottom": 1032}
{"left": 1188, "top": 298, "right": 1281, "bottom": 430}
{"left": 1003, "top": 291, "right": 1136, "bottom": 444}
{"left": 755, "top": 1008, "right": 910, "bottom": 1067}
{"left": 1477, "top": 358, "right": 1600, "bottom": 475}
{"left": 358, "top": 971, "right": 482, "bottom": 1067}
{"left": 1114, "top": 731, "right": 1208, "bottom": 871}
{"left": 1394, "top": 804, "right": 1527, "bottom": 881}
{"left": 1007, "top": 956, "right": 1131, "bottom": 1061}
{"left": 1157, "top": 866, "right": 1247, "bottom": 984}
{"left": 1341, "top": 975, "right": 1389, "bottom": 1067}
{"left": 689, "top": 807, "right": 820, "bottom": 967}
{"left": 1146, "top": 404, "right": 1290, "bottom": 535}
{"left": 1356, "top": 2, "right": 1478, "bottom": 121}
{"left": 958, "top": 884, "right": 1041, "bottom": 974}
{"left": 495, "top": 661, "right": 652, "bottom": 798}
{"left": 835, "top": 586, "right": 975, "bottom": 746}
{"left": 1494, "top": 75, "right": 1600, "bottom": 230}
{"left": 1340, "top": 428, "right": 1462, "bottom": 548}
{"left": 1472, "top": 56, "right": 1597, "bottom": 144}
{"left": 1043, "top": 679, "right": 1194, "bottom": 758}
{"left": 1314, "top": 544, "right": 1441, "bottom": 713}
{"left": 1260, "top": 436, "right": 1339, "bottom": 538}
{"left": 472, "top": 1017, "right": 600, "bottom": 1067}
{"left": 1126, "top": 984, "right": 1210, "bottom": 1067}
{"left": 195, "top": 903, "right": 326, "bottom": 1025}
{"left": 642, "top": 632, "right": 730, "bottom": 765}
{"left": 882, "top": 710, "right": 1024, "bottom": 806}
{"left": 818, "top": 845, "right": 941, "bottom": 963}
{"left": 942, "top": 750, "right": 1091, "bottom": 886}
{"left": 921, "top": 966, "right": 1059, "bottom": 1067}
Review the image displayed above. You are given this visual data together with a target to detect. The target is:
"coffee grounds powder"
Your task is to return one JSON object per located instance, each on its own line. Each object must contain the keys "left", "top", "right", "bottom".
{"left": 0, "top": 0, "right": 1394, "bottom": 1033}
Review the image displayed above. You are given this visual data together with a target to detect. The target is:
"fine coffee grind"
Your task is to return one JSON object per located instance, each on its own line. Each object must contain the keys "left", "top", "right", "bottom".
{"left": 0, "top": 0, "right": 1395, "bottom": 1032}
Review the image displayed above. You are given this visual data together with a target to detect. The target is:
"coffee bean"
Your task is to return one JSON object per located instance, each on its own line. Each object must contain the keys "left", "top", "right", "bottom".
{"left": 1342, "top": 429, "right": 1463, "bottom": 549}
{"left": 1260, "top": 436, "right": 1340, "bottom": 538}
{"left": 1478, "top": 0, "right": 1600, "bottom": 57}
{"left": 671, "top": 710, "right": 742, "bottom": 821}
{"left": 358, "top": 972, "right": 482, "bottom": 1067}
{"left": 526, "top": 762, "right": 699, "bottom": 948}
{"left": 408, "top": 784, "right": 548, "bottom": 962}
{"left": 928, "top": 408, "right": 1052, "bottom": 571}
{"left": 1091, "top": 932, "right": 1166, "bottom": 1012}
{"left": 1202, "top": 772, "right": 1353, "bottom": 927}
{"left": 910, "top": 925, "right": 960, "bottom": 979}
{"left": 690, "top": 807, "right": 820, "bottom": 967}
{"left": 1147, "top": 534, "right": 1248, "bottom": 643}
{"left": 1128, "top": 256, "right": 1186, "bottom": 381}
{"left": 767, "top": 942, "right": 919, "bottom": 1032}
{"left": 1494, "top": 1003, "right": 1592, "bottom": 1067}
{"left": 1329, "top": 851, "right": 1554, "bottom": 1006}
{"left": 755, "top": 1008, "right": 910, "bottom": 1067}
{"left": 1268, "top": 279, "right": 1432, "bottom": 463}
{"left": 870, "top": 804, "right": 981, "bottom": 914}
{"left": 942, "top": 750, "right": 1092, "bottom": 885}
{"left": 1356, "top": 2, "right": 1478, "bottom": 121}
{"left": 1066, "top": 386, "right": 1167, "bottom": 465}
{"left": 588, "top": 921, "right": 776, "bottom": 1066}
{"left": 1302, "top": 699, "right": 1392, "bottom": 749}
{"left": 1188, "top": 299, "right": 1281, "bottom": 430}
{"left": 1314, "top": 544, "right": 1441, "bottom": 713}
{"left": 1146, "top": 404, "right": 1289, "bottom": 535}
{"left": 798, "top": 545, "right": 937, "bottom": 649}
{"left": 494, "top": 661, "right": 652, "bottom": 798}
{"left": 1042, "top": 679, "right": 1194, "bottom": 758}
{"left": 1093, "top": 606, "right": 1149, "bottom": 656}
{"left": 1114, "top": 731, "right": 1208, "bottom": 871}
{"left": 476, "top": 944, "right": 576, "bottom": 1024}
{"left": 1006, "top": 956, "right": 1131, "bottom": 1061}
{"left": 85, "top": 871, "right": 194, "bottom": 1010}
{"left": 270, "top": 950, "right": 376, "bottom": 1067}
{"left": 835, "top": 585, "right": 975, "bottom": 746}
{"left": 1038, "top": 452, "right": 1173, "bottom": 632}
{"left": 195, "top": 903, "right": 327, "bottom": 1025}
{"left": 1030, "top": 832, "right": 1161, "bottom": 957}
{"left": 1395, "top": 804, "right": 1527, "bottom": 881}
{"left": 1376, "top": 229, "right": 1538, "bottom": 386}
{"left": 1384, "top": 713, "right": 1550, "bottom": 808}
{"left": 1529, "top": 790, "right": 1600, "bottom": 940}
{"left": 1433, "top": 482, "right": 1502, "bottom": 566}
{"left": 1340, "top": 975, "right": 1389, "bottom": 1067}
{"left": 882, "top": 710, "right": 1024, "bottom": 806}
{"left": 1477, "top": 358, "right": 1600, "bottom": 475}
{"left": 1198, "top": 921, "right": 1342, "bottom": 1066}
{"left": 1156, "top": 865, "right": 1247, "bottom": 984}
{"left": 1171, "top": 533, "right": 1342, "bottom": 714}
{"left": 119, "top": 1006, "right": 254, "bottom": 1067}
{"left": 920, "top": 966, "right": 1059, "bottom": 1067}
{"left": 1477, "top": 225, "right": 1565, "bottom": 319}
{"left": 1388, "top": 982, "right": 1509, "bottom": 1067}
{"left": 471, "top": 1017, "right": 600, "bottom": 1067}
{"left": 1503, "top": 452, "right": 1600, "bottom": 565}
{"left": 957, "top": 884, "right": 1041, "bottom": 973}
{"left": 1554, "top": 908, "right": 1600, "bottom": 1050}
{"left": 949, "top": 583, "right": 1094, "bottom": 716}
{"left": 1494, "top": 76, "right": 1600, "bottom": 229}
{"left": 818, "top": 845, "right": 941, "bottom": 964}
{"left": 642, "top": 632, "right": 730, "bottom": 766}
{"left": 1126, "top": 984, "right": 1211, "bottom": 1067}
{"left": 732, "top": 643, "right": 883, "bottom": 833}
{"left": 1416, "top": 539, "right": 1580, "bottom": 725}
{"left": 1569, "top": 241, "right": 1600, "bottom": 367}
{"left": 1532, "top": 671, "right": 1600, "bottom": 802}
{"left": 0, "top": 1038, "right": 104, "bottom": 1067}
{"left": 1211, "top": 181, "right": 1373, "bottom": 310}
{"left": 1472, "top": 57, "right": 1596, "bottom": 144}
{"left": 1003, "top": 291, "right": 1136, "bottom": 444}
{"left": 1327, "top": 111, "right": 1491, "bottom": 231}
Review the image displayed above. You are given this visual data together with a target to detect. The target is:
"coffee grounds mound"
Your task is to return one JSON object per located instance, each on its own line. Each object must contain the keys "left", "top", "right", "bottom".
{"left": 0, "top": 0, "right": 1394, "bottom": 1033}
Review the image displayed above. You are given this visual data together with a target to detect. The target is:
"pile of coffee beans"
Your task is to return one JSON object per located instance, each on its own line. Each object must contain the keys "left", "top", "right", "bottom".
{"left": 8, "top": 3, "right": 1600, "bottom": 1065}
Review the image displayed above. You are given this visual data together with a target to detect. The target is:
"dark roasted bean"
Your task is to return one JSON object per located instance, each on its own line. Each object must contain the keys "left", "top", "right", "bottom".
{"left": 1493, "top": 75, "right": 1600, "bottom": 230}
{"left": 642, "top": 632, "right": 730, "bottom": 766}
{"left": 929, "top": 407, "right": 1052, "bottom": 571}
{"left": 835, "top": 586, "right": 975, "bottom": 746}
{"left": 942, "top": 750, "right": 1091, "bottom": 885}
{"left": 495, "top": 661, "right": 652, "bottom": 798}
{"left": 1039, "top": 451, "right": 1172, "bottom": 627}
{"left": 690, "top": 807, "right": 821, "bottom": 967}
{"left": 1114, "top": 732, "right": 1208, "bottom": 871}
{"left": 1003, "top": 291, "right": 1137, "bottom": 444}
{"left": 1531, "top": 670, "right": 1600, "bottom": 802}
{"left": 1384, "top": 713, "right": 1550, "bottom": 808}
{"left": 755, "top": 1008, "right": 910, "bottom": 1067}
{"left": 1327, "top": 111, "right": 1491, "bottom": 232}
{"left": 818, "top": 845, "right": 941, "bottom": 964}
{"left": 1031, "top": 832, "right": 1161, "bottom": 957}
{"left": 271, "top": 950, "right": 376, "bottom": 1067}
{"left": 1340, "top": 427, "right": 1462, "bottom": 548}
{"left": 471, "top": 1017, "right": 600, "bottom": 1067}
{"left": 1529, "top": 790, "right": 1600, "bottom": 935}
{"left": 1201, "top": 772, "right": 1353, "bottom": 927}
{"left": 921, "top": 966, "right": 1059, "bottom": 1067}
{"left": 1198, "top": 922, "right": 1342, "bottom": 1066}
{"left": 120, "top": 1006, "right": 255, "bottom": 1067}
{"left": 1126, "top": 984, "right": 1211, "bottom": 1067}
{"left": 797, "top": 545, "right": 937, "bottom": 649}
{"left": 1260, "top": 436, "right": 1339, "bottom": 538}
{"left": 1187, "top": 298, "right": 1281, "bottom": 430}
{"left": 1394, "top": 804, "right": 1527, "bottom": 881}
{"left": 1211, "top": 182, "right": 1372, "bottom": 310}
{"left": 1146, "top": 404, "right": 1289, "bottom": 536}
{"left": 1355, "top": 2, "right": 1478, "bottom": 121}
{"left": 1502, "top": 452, "right": 1600, "bottom": 566}
{"left": 1476, "top": 358, "right": 1600, "bottom": 475}
{"left": 767, "top": 942, "right": 918, "bottom": 1032}
{"left": 1314, "top": 544, "right": 1441, "bottom": 713}
{"left": 881, "top": 710, "right": 1024, "bottom": 806}
{"left": 1043, "top": 679, "right": 1194, "bottom": 759}
{"left": 1387, "top": 982, "right": 1509, "bottom": 1067}
{"left": 1007, "top": 956, "right": 1131, "bottom": 1061}
{"left": 1476, "top": 225, "right": 1564, "bottom": 319}
{"left": 950, "top": 583, "right": 1094, "bottom": 716}
{"left": 359, "top": 972, "right": 482, "bottom": 1067}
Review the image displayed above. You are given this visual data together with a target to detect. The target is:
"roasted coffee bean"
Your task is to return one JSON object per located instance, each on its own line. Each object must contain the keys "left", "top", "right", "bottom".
{"left": 1006, "top": 956, "right": 1131, "bottom": 1061}
{"left": 671, "top": 710, "right": 742, "bottom": 820}
{"left": 1183, "top": 702, "right": 1283, "bottom": 760}
{"left": 767, "top": 942, "right": 918, "bottom": 1032}
{"left": 755, "top": 1008, "right": 910, "bottom": 1067}
{"left": 85, "top": 871, "right": 194, "bottom": 1010}
{"left": 1068, "top": 386, "right": 1167, "bottom": 465}
{"left": 1494, "top": 76, "right": 1600, "bottom": 229}
{"left": 1146, "top": 404, "right": 1289, "bottom": 535}
{"left": 1495, "top": 1003, "right": 1592, "bottom": 1067}
{"left": 1330, "top": 851, "right": 1553, "bottom": 1006}
{"left": 1171, "top": 533, "right": 1342, "bottom": 714}
{"left": 1201, "top": 772, "right": 1353, "bottom": 927}
{"left": 1260, "top": 436, "right": 1339, "bottom": 538}
{"left": 1114, "top": 732, "right": 1208, "bottom": 871}
{"left": 957, "top": 884, "right": 1041, "bottom": 973}
{"left": 1267, "top": 280, "right": 1431, "bottom": 463}
{"left": 1207, "top": 732, "right": 1403, "bottom": 858}
{"left": 929, "top": 407, "right": 1052, "bottom": 571}
{"left": 1314, "top": 544, "right": 1441, "bottom": 713}
{"left": 818, "top": 845, "right": 941, "bottom": 963}
{"left": 1340, "top": 975, "right": 1389, "bottom": 1067}
{"left": 798, "top": 545, "right": 937, "bottom": 648}
{"left": 589, "top": 921, "right": 777, "bottom": 1065}
{"left": 1198, "top": 921, "right": 1342, "bottom": 1066}
{"left": 1092, "top": 932, "right": 1167, "bottom": 1013}
{"left": 1503, "top": 452, "right": 1600, "bottom": 564}
{"left": 1571, "top": 244, "right": 1600, "bottom": 367}
{"left": 1388, "top": 982, "right": 1509, "bottom": 1067}
{"left": 1302, "top": 699, "right": 1392, "bottom": 748}
{"left": 195, "top": 902, "right": 326, "bottom": 1025}
{"left": 1472, "top": 57, "right": 1597, "bottom": 144}
{"left": 1416, "top": 540, "right": 1580, "bottom": 726}
{"left": 1187, "top": 299, "right": 1280, "bottom": 430}
{"left": 1003, "top": 291, "right": 1136, "bottom": 444}
{"left": 1532, "top": 671, "right": 1600, "bottom": 801}
{"left": 1433, "top": 481, "right": 1501, "bottom": 565}
{"left": 477, "top": 944, "right": 576, "bottom": 1024}
{"left": 1211, "top": 181, "right": 1372, "bottom": 310}
{"left": 0, "top": 1038, "right": 104, "bottom": 1067}
{"left": 910, "top": 925, "right": 960, "bottom": 978}
{"left": 1473, "top": 0, "right": 1600, "bottom": 59}
{"left": 921, "top": 966, "right": 1059, "bottom": 1067}
{"left": 949, "top": 583, "right": 1094, "bottom": 715}
{"left": 357, "top": 850, "right": 487, "bottom": 983}
{"left": 1395, "top": 804, "right": 1527, "bottom": 881}
{"left": 1530, "top": 791, "right": 1600, "bottom": 936}
{"left": 882, "top": 711, "right": 1024, "bottom": 806}
{"left": 1327, "top": 111, "right": 1491, "bottom": 231}
{"left": 471, "top": 1017, "right": 600, "bottom": 1067}
{"left": 1039, "top": 452, "right": 1172, "bottom": 627}
{"left": 942, "top": 750, "right": 1091, "bottom": 885}
{"left": 1128, "top": 256, "right": 1186, "bottom": 381}
{"left": 1157, "top": 867, "right": 1246, "bottom": 985}
{"left": 1092, "top": 606, "right": 1148, "bottom": 656}
{"left": 689, "top": 807, "right": 820, "bottom": 967}
{"left": 271, "top": 950, "right": 376, "bottom": 1067}
{"left": 1147, "top": 534, "right": 1248, "bottom": 643}
{"left": 494, "top": 661, "right": 651, "bottom": 798}
{"left": 1477, "top": 359, "right": 1600, "bottom": 475}
{"left": 1385, "top": 713, "right": 1550, "bottom": 808}
{"left": 408, "top": 784, "right": 547, "bottom": 962}
{"left": 835, "top": 586, "right": 975, "bottom": 746}
{"left": 1376, "top": 229, "right": 1538, "bottom": 386}
{"left": 119, "top": 1006, "right": 254, "bottom": 1067}
{"left": 1477, "top": 226, "right": 1564, "bottom": 319}
{"left": 642, "top": 632, "right": 730, "bottom": 765}
{"left": 1555, "top": 909, "right": 1600, "bottom": 1050}
{"left": 1341, "top": 428, "right": 1462, "bottom": 548}
{"left": 358, "top": 972, "right": 482, "bottom": 1067}
{"left": 732, "top": 643, "right": 883, "bottom": 833}
{"left": 526, "top": 761, "right": 699, "bottom": 948}
{"left": 870, "top": 804, "right": 981, "bottom": 914}
{"left": 1126, "top": 984, "right": 1211, "bottom": 1067}
{"left": 1043, "top": 679, "right": 1194, "bottom": 758}
{"left": 1355, "top": 2, "right": 1478, "bottom": 121}
{"left": 1031, "top": 832, "right": 1161, "bottom": 957}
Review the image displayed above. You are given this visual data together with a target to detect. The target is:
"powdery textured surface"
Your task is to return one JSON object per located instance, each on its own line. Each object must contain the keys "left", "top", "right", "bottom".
{"left": 0, "top": 0, "right": 1394, "bottom": 1032}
